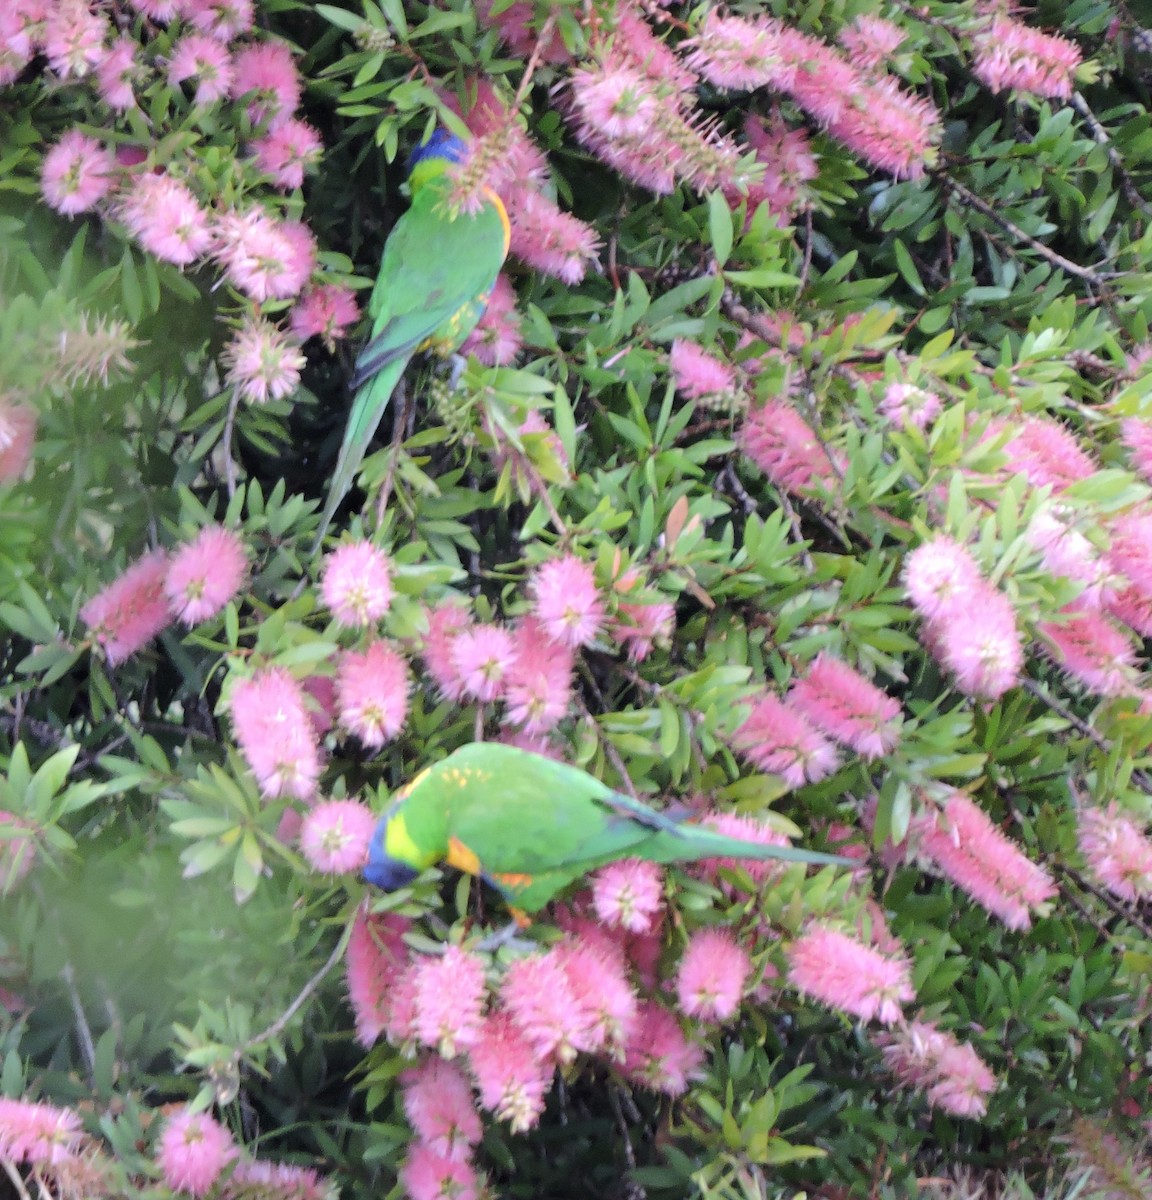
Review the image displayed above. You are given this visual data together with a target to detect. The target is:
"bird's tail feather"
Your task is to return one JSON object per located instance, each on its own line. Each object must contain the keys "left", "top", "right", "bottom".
{"left": 313, "top": 358, "right": 406, "bottom": 550}
{"left": 652, "top": 825, "right": 851, "bottom": 869}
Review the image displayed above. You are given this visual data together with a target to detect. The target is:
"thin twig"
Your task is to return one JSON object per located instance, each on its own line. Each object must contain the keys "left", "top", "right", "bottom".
{"left": 938, "top": 176, "right": 1114, "bottom": 286}
{"left": 1068, "top": 92, "right": 1152, "bottom": 218}
{"left": 1020, "top": 678, "right": 1108, "bottom": 749}
{"left": 62, "top": 962, "right": 97, "bottom": 1082}
{"left": 512, "top": 11, "right": 559, "bottom": 109}
{"left": 2, "top": 1160, "right": 34, "bottom": 1200}
{"left": 240, "top": 930, "right": 350, "bottom": 1053}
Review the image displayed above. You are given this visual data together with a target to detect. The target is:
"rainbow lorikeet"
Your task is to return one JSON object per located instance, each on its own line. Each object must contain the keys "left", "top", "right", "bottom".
{"left": 364, "top": 742, "right": 846, "bottom": 913}
{"left": 316, "top": 129, "right": 510, "bottom": 541}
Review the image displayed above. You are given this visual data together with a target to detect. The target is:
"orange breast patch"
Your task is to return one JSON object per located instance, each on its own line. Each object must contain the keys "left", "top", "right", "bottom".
{"left": 445, "top": 836, "right": 481, "bottom": 876}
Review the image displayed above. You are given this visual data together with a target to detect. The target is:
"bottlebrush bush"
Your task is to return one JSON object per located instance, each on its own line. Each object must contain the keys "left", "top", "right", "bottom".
{"left": 3, "top": 0, "right": 1152, "bottom": 1198}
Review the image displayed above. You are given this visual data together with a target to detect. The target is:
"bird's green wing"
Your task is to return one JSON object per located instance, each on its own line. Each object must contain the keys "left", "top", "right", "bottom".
{"left": 424, "top": 744, "right": 655, "bottom": 873}
{"left": 315, "top": 179, "right": 508, "bottom": 543}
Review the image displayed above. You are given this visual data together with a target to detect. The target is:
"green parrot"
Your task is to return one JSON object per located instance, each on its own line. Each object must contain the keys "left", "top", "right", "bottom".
{"left": 364, "top": 742, "right": 847, "bottom": 914}
{"left": 315, "top": 128, "right": 510, "bottom": 542}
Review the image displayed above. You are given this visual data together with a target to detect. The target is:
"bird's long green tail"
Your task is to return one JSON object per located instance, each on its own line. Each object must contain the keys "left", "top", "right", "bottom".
{"left": 313, "top": 357, "right": 405, "bottom": 549}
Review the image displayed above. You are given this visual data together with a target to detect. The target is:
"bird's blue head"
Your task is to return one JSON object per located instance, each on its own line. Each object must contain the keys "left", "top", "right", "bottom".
{"left": 407, "top": 128, "right": 468, "bottom": 173}
{"left": 364, "top": 837, "right": 420, "bottom": 891}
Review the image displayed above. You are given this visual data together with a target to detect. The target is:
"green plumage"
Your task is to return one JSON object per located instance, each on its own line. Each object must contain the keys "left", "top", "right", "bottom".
{"left": 365, "top": 743, "right": 847, "bottom": 913}
{"left": 315, "top": 140, "right": 509, "bottom": 543}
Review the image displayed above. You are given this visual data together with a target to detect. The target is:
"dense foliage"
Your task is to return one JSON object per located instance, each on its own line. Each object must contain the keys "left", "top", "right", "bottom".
{"left": 2, "top": 1, "right": 1152, "bottom": 1197}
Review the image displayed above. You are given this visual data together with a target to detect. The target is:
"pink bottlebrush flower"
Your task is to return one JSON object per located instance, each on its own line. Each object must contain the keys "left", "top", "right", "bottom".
{"left": 788, "top": 654, "right": 902, "bottom": 759}
{"left": 399, "top": 1143, "right": 481, "bottom": 1200}
{"left": 613, "top": 602, "right": 675, "bottom": 662}
{"left": 119, "top": 173, "right": 213, "bottom": 266}
{"left": 95, "top": 37, "right": 138, "bottom": 109}
{"left": 345, "top": 909, "right": 412, "bottom": 1046}
{"left": 457, "top": 78, "right": 550, "bottom": 189}
{"left": 168, "top": 32, "right": 234, "bottom": 105}
{"left": 0, "top": 1098, "right": 84, "bottom": 1166}
{"left": 529, "top": 554, "right": 605, "bottom": 649}
{"left": 0, "top": 813, "right": 36, "bottom": 892}
{"left": 401, "top": 1058, "right": 482, "bottom": 1162}
{"left": 230, "top": 667, "right": 322, "bottom": 800}
{"left": 501, "top": 949, "right": 599, "bottom": 1064}
{"left": 879, "top": 382, "right": 943, "bottom": 430}
{"left": 412, "top": 946, "right": 487, "bottom": 1058}
{"left": 505, "top": 187, "right": 599, "bottom": 284}
{"left": 40, "top": 130, "right": 116, "bottom": 216}
{"left": 698, "top": 812, "right": 790, "bottom": 892}
{"left": 1039, "top": 605, "right": 1135, "bottom": 696}
{"left": 787, "top": 924, "right": 914, "bottom": 1025}
{"left": 299, "top": 799, "right": 376, "bottom": 873}
{"left": 683, "top": 11, "right": 789, "bottom": 92}
{"left": 829, "top": 76, "right": 942, "bottom": 180}
{"left": 164, "top": 525, "right": 247, "bottom": 625}
{"left": 569, "top": 59, "right": 661, "bottom": 141}
{"left": 230, "top": 41, "right": 301, "bottom": 126}
{"left": 222, "top": 316, "right": 304, "bottom": 405}
{"left": 1077, "top": 804, "right": 1152, "bottom": 902}
{"left": 0, "top": 402, "right": 37, "bottom": 483}
{"left": 0, "top": 6, "right": 38, "bottom": 85}
{"left": 741, "top": 399, "right": 838, "bottom": 495}
{"left": 188, "top": 0, "right": 255, "bottom": 41}
{"left": 675, "top": 927, "right": 751, "bottom": 1023}
{"left": 450, "top": 623, "right": 517, "bottom": 703}
{"left": 932, "top": 591, "right": 1023, "bottom": 699}
{"left": 502, "top": 616, "right": 574, "bottom": 734}
{"left": 877, "top": 1020, "right": 997, "bottom": 1118}
{"left": 927, "top": 1039, "right": 1000, "bottom": 1118}
{"left": 736, "top": 112, "right": 818, "bottom": 224}
{"left": 613, "top": 7, "right": 698, "bottom": 91}
{"left": 251, "top": 117, "right": 323, "bottom": 189}
{"left": 903, "top": 536, "right": 983, "bottom": 622}
{"left": 421, "top": 602, "right": 473, "bottom": 701}
{"left": 42, "top": 0, "right": 105, "bottom": 78}
{"left": 669, "top": 340, "right": 739, "bottom": 403}
{"left": 335, "top": 640, "right": 410, "bottom": 747}
{"left": 1027, "top": 507, "right": 1112, "bottom": 607}
{"left": 475, "top": 0, "right": 569, "bottom": 63}
{"left": 622, "top": 1002, "right": 705, "bottom": 1096}
{"left": 625, "top": 925, "right": 665, "bottom": 992}
{"left": 914, "top": 792, "right": 1056, "bottom": 930}
{"left": 839, "top": 14, "right": 906, "bottom": 71}
{"left": 778, "top": 27, "right": 861, "bottom": 127}
{"left": 467, "top": 1012, "right": 553, "bottom": 1132}
{"left": 321, "top": 539, "right": 393, "bottom": 627}
{"left": 128, "top": 0, "right": 181, "bottom": 20}
{"left": 157, "top": 1108, "right": 237, "bottom": 1197}
{"left": 226, "top": 1159, "right": 332, "bottom": 1200}
{"left": 483, "top": 408, "right": 571, "bottom": 498}
{"left": 732, "top": 691, "right": 840, "bottom": 789}
{"left": 459, "top": 273, "right": 522, "bottom": 366}
{"left": 552, "top": 935, "right": 639, "bottom": 1057}
{"left": 591, "top": 858, "right": 664, "bottom": 934}
{"left": 1121, "top": 417, "right": 1152, "bottom": 484}
{"left": 1003, "top": 416, "right": 1097, "bottom": 492}
{"left": 81, "top": 549, "right": 173, "bottom": 665}
{"left": 212, "top": 208, "right": 314, "bottom": 301}
{"left": 290, "top": 283, "right": 359, "bottom": 350}
{"left": 1106, "top": 509, "right": 1152, "bottom": 596}
{"left": 611, "top": 572, "right": 676, "bottom": 663}
{"left": 971, "top": 15, "right": 1082, "bottom": 100}
{"left": 1106, "top": 583, "right": 1152, "bottom": 638}
{"left": 299, "top": 672, "right": 338, "bottom": 733}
